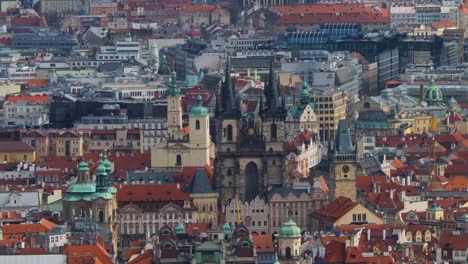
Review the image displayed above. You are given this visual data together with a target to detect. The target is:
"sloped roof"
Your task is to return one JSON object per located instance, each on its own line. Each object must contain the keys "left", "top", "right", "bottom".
{"left": 0, "top": 141, "right": 34, "bottom": 152}
{"left": 312, "top": 196, "right": 358, "bottom": 223}
{"left": 189, "top": 168, "right": 215, "bottom": 194}
{"left": 116, "top": 183, "right": 189, "bottom": 202}
{"left": 63, "top": 243, "right": 113, "bottom": 264}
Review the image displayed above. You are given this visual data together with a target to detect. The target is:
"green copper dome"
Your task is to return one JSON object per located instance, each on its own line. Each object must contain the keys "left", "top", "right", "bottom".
{"left": 222, "top": 223, "right": 232, "bottom": 234}
{"left": 168, "top": 71, "right": 179, "bottom": 96}
{"left": 301, "top": 80, "right": 309, "bottom": 97}
{"left": 424, "top": 79, "right": 443, "bottom": 106}
{"left": 279, "top": 218, "right": 301, "bottom": 237}
{"left": 190, "top": 95, "right": 208, "bottom": 116}
{"left": 78, "top": 161, "right": 89, "bottom": 171}
{"left": 176, "top": 223, "right": 186, "bottom": 234}
{"left": 66, "top": 183, "right": 96, "bottom": 194}
{"left": 273, "top": 253, "right": 280, "bottom": 264}
{"left": 96, "top": 163, "right": 106, "bottom": 174}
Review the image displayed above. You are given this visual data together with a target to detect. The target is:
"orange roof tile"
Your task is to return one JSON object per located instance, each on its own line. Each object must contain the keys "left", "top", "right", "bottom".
{"left": 430, "top": 20, "right": 457, "bottom": 29}
{"left": 1, "top": 219, "right": 57, "bottom": 235}
{"left": 443, "top": 176, "right": 468, "bottom": 191}
{"left": 63, "top": 243, "right": 113, "bottom": 264}
{"left": 252, "top": 235, "right": 274, "bottom": 253}
{"left": 182, "top": 5, "right": 218, "bottom": 13}
{"left": 312, "top": 196, "right": 358, "bottom": 223}
{"left": 6, "top": 95, "right": 51, "bottom": 103}
{"left": 116, "top": 183, "right": 190, "bottom": 202}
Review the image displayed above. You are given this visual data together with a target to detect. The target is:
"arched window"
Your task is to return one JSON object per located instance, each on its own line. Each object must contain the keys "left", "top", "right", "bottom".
{"left": 227, "top": 125, "right": 233, "bottom": 141}
{"left": 364, "top": 102, "right": 370, "bottom": 108}
{"left": 196, "top": 120, "right": 200, "bottom": 130}
{"left": 176, "top": 155, "right": 182, "bottom": 166}
{"left": 271, "top": 123, "right": 277, "bottom": 141}
{"left": 227, "top": 169, "right": 232, "bottom": 176}
{"left": 98, "top": 210, "right": 104, "bottom": 223}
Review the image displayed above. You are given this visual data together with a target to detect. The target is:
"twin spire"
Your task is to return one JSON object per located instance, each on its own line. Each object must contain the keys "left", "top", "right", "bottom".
{"left": 217, "top": 56, "right": 285, "bottom": 117}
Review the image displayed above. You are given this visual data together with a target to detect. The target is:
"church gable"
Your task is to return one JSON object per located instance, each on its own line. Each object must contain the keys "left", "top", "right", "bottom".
{"left": 119, "top": 203, "right": 143, "bottom": 214}
{"left": 159, "top": 202, "right": 183, "bottom": 213}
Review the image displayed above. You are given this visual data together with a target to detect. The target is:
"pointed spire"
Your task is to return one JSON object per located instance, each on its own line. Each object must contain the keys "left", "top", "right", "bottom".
{"left": 265, "top": 58, "right": 279, "bottom": 111}
{"left": 168, "top": 71, "right": 179, "bottom": 96}
{"left": 222, "top": 56, "right": 236, "bottom": 114}
{"left": 300, "top": 80, "right": 311, "bottom": 105}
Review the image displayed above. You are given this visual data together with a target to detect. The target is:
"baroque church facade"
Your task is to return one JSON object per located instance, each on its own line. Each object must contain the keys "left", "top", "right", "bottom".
{"left": 215, "top": 58, "right": 322, "bottom": 204}
{"left": 151, "top": 71, "right": 215, "bottom": 170}
{"left": 63, "top": 154, "right": 118, "bottom": 229}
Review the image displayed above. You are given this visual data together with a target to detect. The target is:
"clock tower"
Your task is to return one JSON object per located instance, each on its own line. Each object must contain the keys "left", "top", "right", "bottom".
{"left": 328, "top": 119, "right": 357, "bottom": 201}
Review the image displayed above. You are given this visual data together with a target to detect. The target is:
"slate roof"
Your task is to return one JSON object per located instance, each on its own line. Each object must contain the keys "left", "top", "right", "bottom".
{"left": 126, "top": 171, "right": 173, "bottom": 184}
{"left": 189, "top": 168, "right": 215, "bottom": 194}
{"left": 335, "top": 119, "right": 354, "bottom": 155}
{"left": 266, "top": 186, "right": 310, "bottom": 201}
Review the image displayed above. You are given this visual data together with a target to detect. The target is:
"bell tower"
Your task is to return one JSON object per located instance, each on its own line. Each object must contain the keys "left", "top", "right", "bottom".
{"left": 329, "top": 119, "right": 358, "bottom": 201}
{"left": 167, "top": 71, "right": 183, "bottom": 140}
{"left": 262, "top": 58, "right": 286, "bottom": 152}
{"left": 216, "top": 57, "right": 241, "bottom": 151}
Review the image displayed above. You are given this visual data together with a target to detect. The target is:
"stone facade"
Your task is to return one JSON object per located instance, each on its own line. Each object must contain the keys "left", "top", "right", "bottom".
{"left": 224, "top": 196, "right": 269, "bottom": 235}
{"left": 216, "top": 59, "right": 320, "bottom": 205}
{"left": 151, "top": 72, "right": 214, "bottom": 170}
{"left": 328, "top": 120, "right": 358, "bottom": 202}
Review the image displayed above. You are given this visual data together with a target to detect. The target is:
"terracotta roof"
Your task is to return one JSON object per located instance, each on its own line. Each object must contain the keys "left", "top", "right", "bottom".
{"left": 274, "top": 4, "right": 385, "bottom": 15}
{"left": 277, "top": 13, "right": 389, "bottom": 25}
{"left": 312, "top": 196, "right": 358, "bottom": 223}
{"left": 116, "top": 183, "right": 189, "bottom": 202}
{"left": 63, "top": 243, "right": 113, "bottom": 264}
{"left": 443, "top": 176, "right": 468, "bottom": 191}
{"left": 438, "top": 231, "right": 468, "bottom": 250}
{"left": 285, "top": 130, "right": 317, "bottom": 153}
{"left": 1, "top": 211, "right": 22, "bottom": 220}
{"left": 252, "top": 235, "right": 274, "bottom": 253}
{"left": 186, "top": 223, "right": 209, "bottom": 234}
{"left": 430, "top": 20, "right": 457, "bottom": 29}
{"left": 6, "top": 95, "right": 51, "bottom": 103}
{"left": 128, "top": 248, "right": 153, "bottom": 264}
{"left": 1, "top": 219, "right": 57, "bottom": 235}
{"left": 181, "top": 5, "right": 218, "bottom": 13}
{"left": 0, "top": 141, "right": 34, "bottom": 152}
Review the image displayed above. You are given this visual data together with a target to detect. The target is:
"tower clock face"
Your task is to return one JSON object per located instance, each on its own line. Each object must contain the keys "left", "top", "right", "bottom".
{"left": 342, "top": 165, "right": 350, "bottom": 173}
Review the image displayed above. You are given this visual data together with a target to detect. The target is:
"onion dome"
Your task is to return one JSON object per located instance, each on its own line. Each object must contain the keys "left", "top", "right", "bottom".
{"left": 190, "top": 95, "right": 208, "bottom": 116}
{"left": 278, "top": 218, "right": 301, "bottom": 237}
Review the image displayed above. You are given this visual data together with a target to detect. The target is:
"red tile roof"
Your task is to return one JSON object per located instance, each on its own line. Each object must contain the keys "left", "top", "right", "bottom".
{"left": 0, "top": 140, "right": 34, "bottom": 152}
{"left": 6, "top": 95, "right": 51, "bottom": 103}
{"left": 312, "top": 196, "right": 358, "bottom": 223}
{"left": 277, "top": 13, "right": 389, "bottom": 25}
{"left": 438, "top": 231, "right": 468, "bottom": 250}
{"left": 285, "top": 130, "right": 317, "bottom": 152}
{"left": 181, "top": 5, "right": 227, "bottom": 13}
{"left": 1, "top": 219, "right": 57, "bottom": 237}
{"left": 185, "top": 223, "right": 210, "bottom": 234}
{"left": 430, "top": 20, "right": 457, "bottom": 29}
{"left": 116, "top": 183, "right": 189, "bottom": 202}
{"left": 252, "top": 235, "right": 274, "bottom": 253}
{"left": 63, "top": 243, "right": 113, "bottom": 264}
{"left": 443, "top": 176, "right": 468, "bottom": 191}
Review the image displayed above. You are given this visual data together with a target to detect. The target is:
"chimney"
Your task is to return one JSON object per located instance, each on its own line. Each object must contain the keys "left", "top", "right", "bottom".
{"left": 406, "top": 175, "right": 411, "bottom": 186}
{"left": 345, "top": 240, "right": 350, "bottom": 249}
{"left": 367, "top": 229, "right": 371, "bottom": 241}
{"left": 373, "top": 182, "right": 377, "bottom": 193}
{"left": 390, "top": 189, "right": 394, "bottom": 199}
{"left": 383, "top": 229, "right": 386, "bottom": 241}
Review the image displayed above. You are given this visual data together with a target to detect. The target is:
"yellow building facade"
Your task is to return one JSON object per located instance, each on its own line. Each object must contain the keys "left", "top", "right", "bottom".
{"left": 0, "top": 141, "right": 36, "bottom": 162}
{"left": 151, "top": 72, "right": 215, "bottom": 170}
